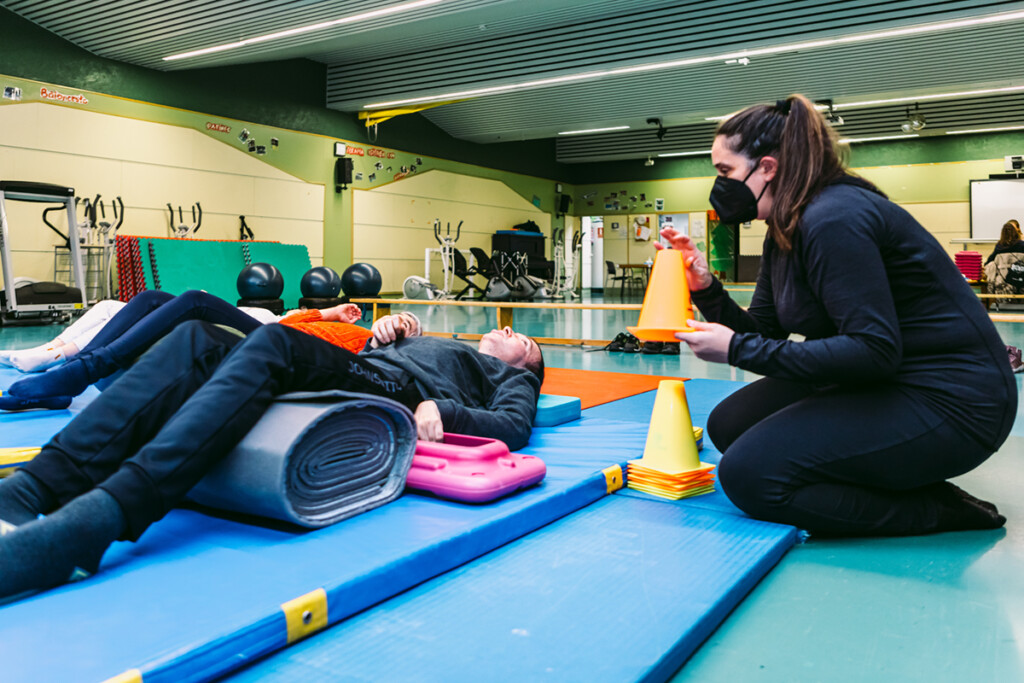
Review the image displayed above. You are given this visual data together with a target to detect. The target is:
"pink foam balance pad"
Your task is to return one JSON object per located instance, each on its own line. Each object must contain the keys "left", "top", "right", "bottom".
{"left": 406, "top": 433, "right": 547, "bottom": 503}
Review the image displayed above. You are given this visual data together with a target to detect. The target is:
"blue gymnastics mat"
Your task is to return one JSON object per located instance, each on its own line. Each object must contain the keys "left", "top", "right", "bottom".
{"left": 0, "top": 388, "right": 649, "bottom": 682}
{"left": 0, "top": 375, "right": 795, "bottom": 683}
{"left": 225, "top": 494, "right": 796, "bottom": 683}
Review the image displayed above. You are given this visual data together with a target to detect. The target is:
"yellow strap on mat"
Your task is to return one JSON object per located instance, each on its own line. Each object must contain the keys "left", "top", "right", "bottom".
{"left": 0, "top": 447, "right": 42, "bottom": 477}
{"left": 281, "top": 588, "right": 329, "bottom": 644}
{"left": 602, "top": 465, "right": 624, "bottom": 493}
{"left": 101, "top": 669, "right": 142, "bottom": 683}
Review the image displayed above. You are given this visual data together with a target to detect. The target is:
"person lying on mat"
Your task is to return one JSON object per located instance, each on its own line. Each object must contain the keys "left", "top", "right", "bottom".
{"left": 0, "top": 316, "right": 543, "bottom": 599}
{"left": 0, "top": 290, "right": 379, "bottom": 411}
{"left": 660, "top": 94, "right": 1013, "bottom": 538}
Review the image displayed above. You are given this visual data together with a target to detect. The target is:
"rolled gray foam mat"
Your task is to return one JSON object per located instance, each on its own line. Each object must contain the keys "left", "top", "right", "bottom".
{"left": 188, "top": 390, "right": 416, "bottom": 528}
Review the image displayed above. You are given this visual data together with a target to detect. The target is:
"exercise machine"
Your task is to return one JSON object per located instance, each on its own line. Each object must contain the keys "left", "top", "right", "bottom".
{"left": 168, "top": 202, "right": 202, "bottom": 238}
{"left": 55, "top": 194, "right": 123, "bottom": 302}
{"left": 94, "top": 195, "right": 124, "bottom": 300}
{"left": 0, "top": 181, "right": 87, "bottom": 325}
{"left": 433, "top": 218, "right": 462, "bottom": 299}
{"left": 403, "top": 275, "right": 441, "bottom": 300}
{"left": 550, "top": 227, "right": 582, "bottom": 299}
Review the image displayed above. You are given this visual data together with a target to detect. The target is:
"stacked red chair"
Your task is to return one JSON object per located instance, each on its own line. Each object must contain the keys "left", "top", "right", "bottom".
{"left": 954, "top": 251, "right": 982, "bottom": 281}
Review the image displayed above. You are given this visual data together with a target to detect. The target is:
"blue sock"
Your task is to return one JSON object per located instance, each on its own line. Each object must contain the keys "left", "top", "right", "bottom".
{"left": 0, "top": 471, "right": 57, "bottom": 526}
{"left": 7, "top": 357, "right": 93, "bottom": 399}
{"left": 0, "top": 391, "right": 73, "bottom": 411}
{"left": 0, "top": 489, "right": 125, "bottom": 599}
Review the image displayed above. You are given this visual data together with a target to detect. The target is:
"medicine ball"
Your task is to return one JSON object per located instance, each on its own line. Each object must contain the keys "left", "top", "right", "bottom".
{"left": 237, "top": 262, "right": 284, "bottom": 300}
{"left": 300, "top": 266, "right": 343, "bottom": 298}
{"left": 341, "top": 263, "right": 382, "bottom": 297}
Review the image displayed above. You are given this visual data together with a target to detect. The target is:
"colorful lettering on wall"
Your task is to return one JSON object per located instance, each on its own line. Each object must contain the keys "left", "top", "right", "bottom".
{"left": 346, "top": 146, "right": 365, "bottom": 156}
{"left": 39, "top": 87, "right": 88, "bottom": 105}
{"left": 367, "top": 148, "right": 396, "bottom": 159}
{"left": 205, "top": 122, "right": 232, "bottom": 133}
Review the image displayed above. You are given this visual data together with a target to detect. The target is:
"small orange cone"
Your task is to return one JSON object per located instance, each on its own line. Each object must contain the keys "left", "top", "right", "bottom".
{"left": 627, "top": 248, "right": 694, "bottom": 342}
{"left": 627, "top": 380, "right": 716, "bottom": 500}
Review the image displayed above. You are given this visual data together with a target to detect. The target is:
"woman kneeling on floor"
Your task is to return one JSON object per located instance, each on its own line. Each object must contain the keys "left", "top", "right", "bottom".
{"left": 662, "top": 94, "right": 1014, "bottom": 537}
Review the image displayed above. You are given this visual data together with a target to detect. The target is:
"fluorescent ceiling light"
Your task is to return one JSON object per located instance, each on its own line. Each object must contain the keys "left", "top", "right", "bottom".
{"left": 838, "top": 134, "right": 919, "bottom": 143}
{"left": 837, "top": 85, "right": 1024, "bottom": 109}
{"left": 945, "top": 125, "right": 1024, "bottom": 135}
{"left": 164, "top": 0, "right": 443, "bottom": 62}
{"left": 705, "top": 85, "right": 1024, "bottom": 121}
{"left": 657, "top": 149, "right": 712, "bottom": 157}
{"left": 558, "top": 126, "right": 630, "bottom": 135}
{"left": 366, "top": 10, "right": 1024, "bottom": 109}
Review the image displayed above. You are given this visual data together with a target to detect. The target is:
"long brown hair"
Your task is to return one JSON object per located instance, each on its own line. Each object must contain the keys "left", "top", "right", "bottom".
{"left": 715, "top": 94, "right": 878, "bottom": 251}
{"left": 998, "top": 220, "right": 1022, "bottom": 247}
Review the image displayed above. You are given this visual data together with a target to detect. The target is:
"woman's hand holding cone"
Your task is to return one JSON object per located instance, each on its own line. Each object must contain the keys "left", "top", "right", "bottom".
{"left": 676, "top": 319, "right": 733, "bottom": 363}
{"left": 656, "top": 228, "right": 713, "bottom": 292}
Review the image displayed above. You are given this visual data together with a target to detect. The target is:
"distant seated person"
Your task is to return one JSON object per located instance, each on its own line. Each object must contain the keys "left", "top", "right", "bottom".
{"left": 983, "top": 220, "right": 1024, "bottom": 297}
{"left": 984, "top": 219, "right": 1024, "bottom": 265}
{"left": 0, "top": 290, "right": 387, "bottom": 411}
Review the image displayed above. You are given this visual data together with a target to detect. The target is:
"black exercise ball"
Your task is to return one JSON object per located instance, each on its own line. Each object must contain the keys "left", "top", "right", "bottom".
{"left": 341, "top": 263, "right": 382, "bottom": 297}
{"left": 237, "top": 262, "right": 284, "bottom": 300}
{"left": 300, "top": 266, "right": 342, "bottom": 298}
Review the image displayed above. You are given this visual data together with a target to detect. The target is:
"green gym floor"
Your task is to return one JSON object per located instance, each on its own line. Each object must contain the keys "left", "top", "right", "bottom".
{"left": 2, "top": 286, "right": 1021, "bottom": 681}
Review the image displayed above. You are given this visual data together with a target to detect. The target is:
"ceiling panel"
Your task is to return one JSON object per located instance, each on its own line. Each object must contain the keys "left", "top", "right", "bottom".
{"left": 326, "top": 0, "right": 1020, "bottom": 106}
{"left": 554, "top": 93, "right": 1024, "bottom": 163}
{"left": 418, "top": 19, "right": 1023, "bottom": 144}
{"left": 3, "top": 0, "right": 1023, "bottom": 163}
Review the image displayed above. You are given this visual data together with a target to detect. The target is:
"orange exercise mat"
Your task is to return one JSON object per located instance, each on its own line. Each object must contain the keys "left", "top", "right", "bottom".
{"left": 540, "top": 367, "right": 688, "bottom": 410}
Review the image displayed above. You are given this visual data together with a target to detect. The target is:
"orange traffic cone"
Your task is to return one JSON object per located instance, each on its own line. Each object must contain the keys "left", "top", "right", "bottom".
{"left": 627, "top": 380, "right": 716, "bottom": 500}
{"left": 627, "top": 248, "right": 694, "bottom": 342}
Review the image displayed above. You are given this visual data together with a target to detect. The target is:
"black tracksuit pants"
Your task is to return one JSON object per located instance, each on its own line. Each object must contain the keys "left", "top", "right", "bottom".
{"left": 708, "top": 377, "right": 1008, "bottom": 536}
{"left": 23, "top": 321, "right": 422, "bottom": 540}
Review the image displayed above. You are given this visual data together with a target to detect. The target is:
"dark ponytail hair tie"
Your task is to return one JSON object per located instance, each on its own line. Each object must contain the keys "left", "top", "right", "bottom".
{"left": 775, "top": 99, "right": 792, "bottom": 115}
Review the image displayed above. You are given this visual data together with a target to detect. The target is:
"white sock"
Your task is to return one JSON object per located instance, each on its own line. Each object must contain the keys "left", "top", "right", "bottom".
{"left": 7, "top": 346, "right": 67, "bottom": 373}
{"left": 0, "top": 344, "right": 49, "bottom": 368}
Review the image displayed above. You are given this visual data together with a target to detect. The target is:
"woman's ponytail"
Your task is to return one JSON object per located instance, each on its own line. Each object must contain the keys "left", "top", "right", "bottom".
{"left": 717, "top": 94, "right": 862, "bottom": 250}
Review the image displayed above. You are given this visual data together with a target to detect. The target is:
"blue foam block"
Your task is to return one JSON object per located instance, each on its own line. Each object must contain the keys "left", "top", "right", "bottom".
{"left": 534, "top": 393, "right": 581, "bottom": 427}
{"left": 224, "top": 494, "right": 796, "bottom": 683}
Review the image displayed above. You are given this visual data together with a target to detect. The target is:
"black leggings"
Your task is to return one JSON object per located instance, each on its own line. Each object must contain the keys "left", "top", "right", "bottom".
{"left": 708, "top": 378, "right": 999, "bottom": 536}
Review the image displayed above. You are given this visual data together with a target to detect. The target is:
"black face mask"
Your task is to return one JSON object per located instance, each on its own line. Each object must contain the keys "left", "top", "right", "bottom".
{"left": 709, "top": 162, "right": 767, "bottom": 224}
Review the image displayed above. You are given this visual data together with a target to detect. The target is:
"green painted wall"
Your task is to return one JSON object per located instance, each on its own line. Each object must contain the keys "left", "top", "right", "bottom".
{"left": 570, "top": 131, "right": 1024, "bottom": 214}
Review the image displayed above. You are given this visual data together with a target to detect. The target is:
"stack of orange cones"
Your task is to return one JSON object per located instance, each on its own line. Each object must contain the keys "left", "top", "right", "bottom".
{"left": 627, "top": 248, "right": 694, "bottom": 341}
{"left": 627, "top": 380, "right": 716, "bottom": 500}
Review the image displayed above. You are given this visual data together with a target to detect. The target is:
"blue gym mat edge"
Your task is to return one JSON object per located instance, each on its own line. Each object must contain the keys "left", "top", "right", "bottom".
{"left": 117, "top": 466, "right": 625, "bottom": 683}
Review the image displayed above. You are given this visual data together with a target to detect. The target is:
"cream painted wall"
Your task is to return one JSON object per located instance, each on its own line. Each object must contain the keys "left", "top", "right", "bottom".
{"left": 353, "top": 170, "right": 552, "bottom": 293}
{"left": 0, "top": 103, "right": 324, "bottom": 288}
{"left": 859, "top": 161, "right": 993, "bottom": 258}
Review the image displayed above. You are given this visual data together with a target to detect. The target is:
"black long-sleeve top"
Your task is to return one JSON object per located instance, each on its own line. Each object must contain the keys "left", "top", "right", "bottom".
{"left": 691, "top": 177, "right": 1016, "bottom": 449}
{"left": 360, "top": 336, "right": 540, "bottom": 450}
{"left": 985, "top": 239, "right": 1024, "bottom": 265}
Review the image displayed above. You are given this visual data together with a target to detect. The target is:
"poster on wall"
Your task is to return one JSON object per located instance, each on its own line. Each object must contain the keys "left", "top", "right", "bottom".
{"left": 633, "top": 216, "right": 652, "bottom": 241}
{"left": 689, "top": 213, "right": 706, "bottom": 239}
